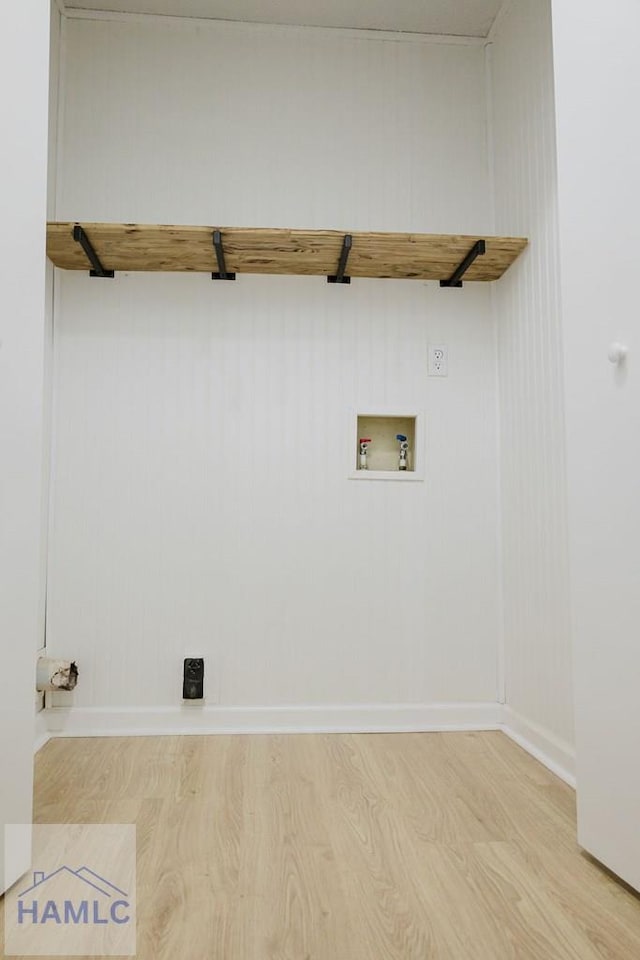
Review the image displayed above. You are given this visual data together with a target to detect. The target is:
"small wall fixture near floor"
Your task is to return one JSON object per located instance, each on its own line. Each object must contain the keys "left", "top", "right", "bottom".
{"left": 352, "top": 413, "right": 422, "bottom": 480}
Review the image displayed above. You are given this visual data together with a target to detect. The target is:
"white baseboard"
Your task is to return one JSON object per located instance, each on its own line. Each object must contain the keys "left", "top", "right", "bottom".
{"left": 40, "top": 701, "right": 502, "bottom": 738}
{"left": 501, "top": 706, "right": 576, "bottom": 787}
{"left": 36, "top": 700, "right": 576, "bottom": 788}
{"left": 34, "top": 707, "right": 52, "bottom": 753}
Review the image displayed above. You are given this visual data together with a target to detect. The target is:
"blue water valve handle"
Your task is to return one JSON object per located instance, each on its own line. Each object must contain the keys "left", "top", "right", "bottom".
{"left": 396, "top": 434, "right": 409, "bottom": 470}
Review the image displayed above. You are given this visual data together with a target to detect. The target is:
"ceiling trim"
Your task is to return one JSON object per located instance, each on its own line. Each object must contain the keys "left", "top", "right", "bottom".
{"left": 485, "top": 0, "right": 514, "bottom": 43}
{"left": 59, "top": 6, "right": 489, "bottom": 46}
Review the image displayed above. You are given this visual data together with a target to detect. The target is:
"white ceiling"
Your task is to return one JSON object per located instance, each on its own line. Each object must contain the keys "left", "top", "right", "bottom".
{"left": 62, "top": 0, "right": 504, "bottom": 39}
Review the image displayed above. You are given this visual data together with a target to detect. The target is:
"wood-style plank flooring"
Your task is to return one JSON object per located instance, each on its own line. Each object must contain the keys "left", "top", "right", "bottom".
{"left": 3, "top": 731, "right": 640, "bottom": 959}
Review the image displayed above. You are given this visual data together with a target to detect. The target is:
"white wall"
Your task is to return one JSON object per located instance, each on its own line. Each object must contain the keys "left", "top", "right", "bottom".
{"left": 0, "top": 1, "right": 50, "bottom": 891}
{"left": 39, "top": 3, "right": 62, "bottom": 646}
{"left": 56, "top": 18, "right": 491, "bottom": 233}
{"left": 46, "top": 14, "right": 502, "bottom": 729}
{"left": 552, "top": 0, "right": 640, "bottom": 891}
{"left": 489, "top": 0, "right": 574, "bottom": 768}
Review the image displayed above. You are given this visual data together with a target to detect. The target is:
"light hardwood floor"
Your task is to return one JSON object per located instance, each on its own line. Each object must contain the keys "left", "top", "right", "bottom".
{"left": 4, "top": 731, "right": 640, "bottom": 959}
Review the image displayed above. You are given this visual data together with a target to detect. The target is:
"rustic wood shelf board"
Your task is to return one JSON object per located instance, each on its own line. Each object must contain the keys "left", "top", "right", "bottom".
{"left": 47, "top": 222, "right": 528, "bottom": 282}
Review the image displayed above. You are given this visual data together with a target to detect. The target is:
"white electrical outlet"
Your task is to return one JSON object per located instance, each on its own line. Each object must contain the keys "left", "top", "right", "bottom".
{"left": 428, "top": 344, "right": 448, "bottom": 377}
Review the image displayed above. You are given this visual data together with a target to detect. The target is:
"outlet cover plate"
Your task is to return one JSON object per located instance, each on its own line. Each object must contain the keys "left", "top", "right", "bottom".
{"left": 183, "top": 658, "right": 205, "bottom": 700}
{"left": 428, "top": 344, "right": 448, "bottom": 377}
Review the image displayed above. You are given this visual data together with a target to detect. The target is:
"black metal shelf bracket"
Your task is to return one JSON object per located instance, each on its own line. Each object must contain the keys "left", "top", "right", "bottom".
{"left": 327, "top": 234, "right": 353, "bottom": 284}
{"left": 440, "top": 239, "right": 486, "bottom": 288}
{"left": 212, "top": 230, "right": 236, "bottom": 280}
{"left": 73, "top": 225, "right": 114, "bottom": 278}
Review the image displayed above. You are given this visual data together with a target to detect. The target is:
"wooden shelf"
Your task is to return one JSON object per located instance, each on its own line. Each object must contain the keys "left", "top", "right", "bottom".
{"left": 46, "top": 222, "right": 527, "bottom": 283}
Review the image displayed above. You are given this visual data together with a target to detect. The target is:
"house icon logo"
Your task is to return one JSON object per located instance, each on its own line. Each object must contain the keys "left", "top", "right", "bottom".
{"left": 4, "top": 823, "right": 136, "bottom": 957}
{"left": 17, "top": 866, "right": 131, "bottom": 926}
